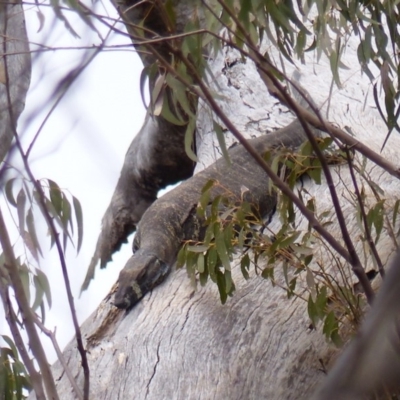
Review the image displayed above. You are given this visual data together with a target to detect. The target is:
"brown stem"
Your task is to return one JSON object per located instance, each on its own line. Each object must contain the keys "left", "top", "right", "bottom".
{"left": 346, "top": 148, "right": 385, "bottom": 277}
{"left": 33, "top": 318, "right": 84, "bottom": 400}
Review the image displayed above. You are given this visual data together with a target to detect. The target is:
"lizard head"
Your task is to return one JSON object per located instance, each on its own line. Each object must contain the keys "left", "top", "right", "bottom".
{"left": 113, "top": 252, "right": 170, "bottom": 309}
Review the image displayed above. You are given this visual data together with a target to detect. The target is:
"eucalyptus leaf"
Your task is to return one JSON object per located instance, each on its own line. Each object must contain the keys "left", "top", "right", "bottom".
{"left": 35, "top": 268, "right": 52, "bottom": 309}
{"left": 184, "top": 118, "right": 198, "bottom": 162}
{"left": 213, "top": 121, "right": 231, "bottom": 165}
{"left": 17, "top": 188, "right": 26, "bottom": 234}
{"left": 73, "top": 196, "right": 83, "bottom": 253}
{"left": 4, "top": 179, "right": 17, "bottom": 207}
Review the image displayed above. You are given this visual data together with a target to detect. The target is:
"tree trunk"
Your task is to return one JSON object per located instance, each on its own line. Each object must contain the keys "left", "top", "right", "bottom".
{"left": 33, "top": 31, "right": 400, "bottom": 399}
{"left": 0, "top": 0, "right": 31, "bottom": 164}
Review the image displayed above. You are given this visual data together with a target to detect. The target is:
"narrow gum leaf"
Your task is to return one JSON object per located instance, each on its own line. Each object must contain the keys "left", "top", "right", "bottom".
{"left": 17, "top": 188, "right": 26, "bottom": 233}
{"left": 5, "top": 179, "right": 17, "bottom": 207}
{"left": 73, "top": 196, "right": 83, "bottom": 253}
{"left": 35, "top": 268, "right": 52, "bottom": 309}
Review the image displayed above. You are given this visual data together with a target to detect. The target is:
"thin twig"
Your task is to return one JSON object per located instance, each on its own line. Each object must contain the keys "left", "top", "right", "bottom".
{"left": 26, "top": 30, "right": 110, "bottom": 159}
{"left": 346, "top": 148, "right": 385, "bottom": 277}
{"left": 15, "top": 135, "right": 91, "bottom": 400}
{"left": 33, "top": 318, "right": 84, "bottom": 400}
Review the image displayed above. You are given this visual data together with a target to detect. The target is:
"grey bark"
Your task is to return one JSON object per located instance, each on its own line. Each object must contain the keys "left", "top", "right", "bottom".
{"left": 0, "top": 0, "right": 31, "bottom": 165}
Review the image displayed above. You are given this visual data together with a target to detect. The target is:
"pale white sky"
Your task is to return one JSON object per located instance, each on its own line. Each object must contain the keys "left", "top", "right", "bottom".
{"left": 1, "top": 2, "right": 146, "bottom": 361}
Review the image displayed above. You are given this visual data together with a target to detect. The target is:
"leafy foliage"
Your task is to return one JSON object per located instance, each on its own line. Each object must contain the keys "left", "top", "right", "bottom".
{"left": 168, "top": 0, "right": 400, "bottom": 151}
{"left": 0, "top": 337, "right": 31, "bottom": 399}
{"left": 3, "top": 178, "right": 83, "bottom": 315}
{"left": 177, "top": 133, "right": 395, "bottom": 345}
{"left": 1, "top": 176, "right": 84, "bottom": 397}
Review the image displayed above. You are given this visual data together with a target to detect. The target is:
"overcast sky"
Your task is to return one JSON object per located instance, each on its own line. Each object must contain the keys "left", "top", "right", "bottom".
{"left": 1, "top": 2, "right": 146, "bottom": 361}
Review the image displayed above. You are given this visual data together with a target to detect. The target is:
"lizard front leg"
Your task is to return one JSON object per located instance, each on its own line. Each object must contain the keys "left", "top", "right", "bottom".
{"left": 113, "top": 251, "right": 170, "bottom": 309}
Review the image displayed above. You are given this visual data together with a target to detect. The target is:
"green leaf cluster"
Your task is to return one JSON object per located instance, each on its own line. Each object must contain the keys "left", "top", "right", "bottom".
{"left": 0, "top": 336, "right": 31, "bottom": 400}
{"left": 177, "top": 182, "right": 241, "bottom": 304}
{"left": 177, "top": 137, "right": 374, "bottom": 345}
{"left": 2, "top": 178, "right": 84, "bottom": 321}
